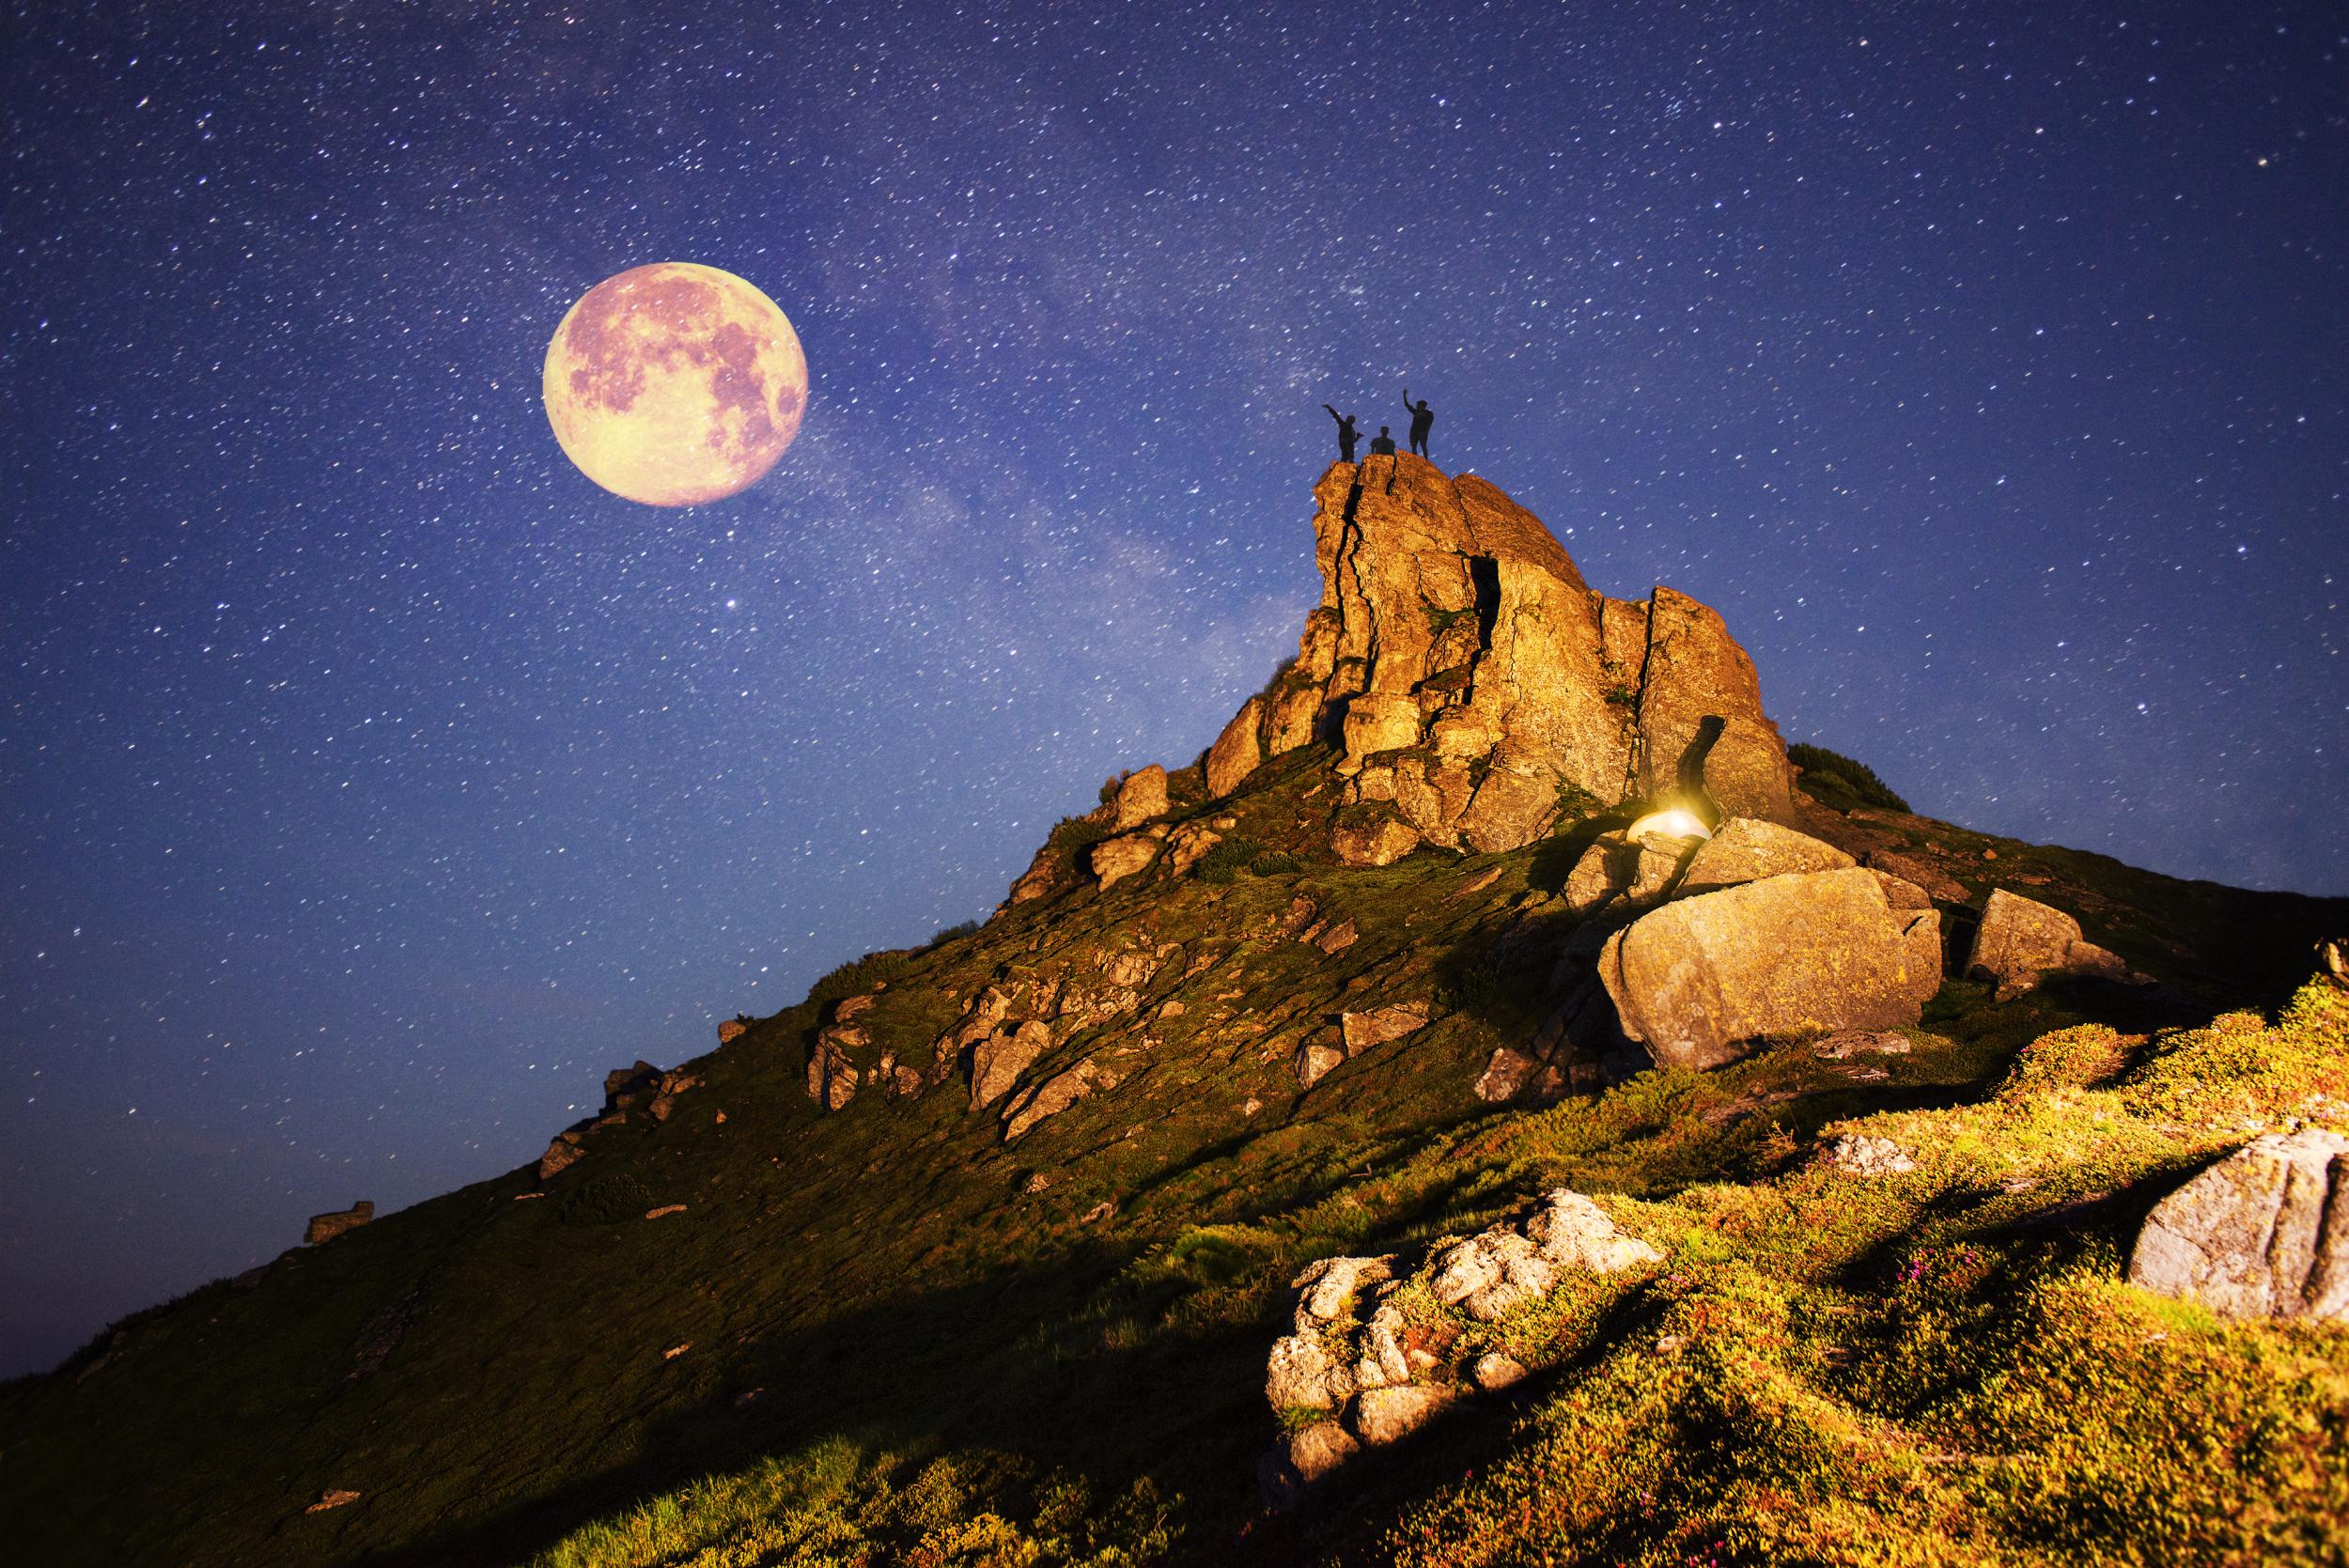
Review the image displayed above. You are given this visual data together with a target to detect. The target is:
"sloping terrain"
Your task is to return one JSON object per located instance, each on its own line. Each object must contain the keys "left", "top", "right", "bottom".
{"left": 4, "top": 465, "right": 2344, "bottom": 1568}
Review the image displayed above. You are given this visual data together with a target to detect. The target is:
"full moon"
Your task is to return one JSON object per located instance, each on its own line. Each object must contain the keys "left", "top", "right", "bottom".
{"left": 542, "top": 262, "right": 807, "bottom": 506}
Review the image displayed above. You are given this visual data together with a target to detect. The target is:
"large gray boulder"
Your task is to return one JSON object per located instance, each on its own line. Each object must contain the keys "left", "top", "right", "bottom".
{"left": 1599, "top": 866, "right": 1942, "bottom": 1072}
{"left": 2127, "top": 1129, "right": 2349, "bottom": 1322}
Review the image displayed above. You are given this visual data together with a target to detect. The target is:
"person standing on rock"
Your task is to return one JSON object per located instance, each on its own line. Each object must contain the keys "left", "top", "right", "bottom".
{"left": 1367, "top": 425, "right": 1401, "bottom": 493}
{"left": 1403, "top": 390, "right": 1435, "bottom": 458}
{"left": 1322, "top": 404, "right": 1361, "bottom": 464}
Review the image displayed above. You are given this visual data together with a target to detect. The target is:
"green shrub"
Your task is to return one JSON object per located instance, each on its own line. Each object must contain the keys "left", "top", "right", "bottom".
{"left": 1193, "top": 836, "right": 1264, "bottom": 884}
{"left": 807, "top": 948, "right": 914, "bottom": 1010}
{"left": 558, "top": 1173, "right": 654, "bottom": 1229}
{"left": 1552, "top": 781, "right": 1602, "bottom": 826}
{"left": 1249, "top": 849, "right": 1301, "bottom": 877}
{"left": 923, "top": 919, "right": 981, "bottom": 951}
{"left": 1788, "top": 741, "right": 1911, "bottom": 813}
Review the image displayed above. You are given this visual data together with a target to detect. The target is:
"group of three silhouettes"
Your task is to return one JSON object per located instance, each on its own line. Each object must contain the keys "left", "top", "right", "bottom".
{"left": 1323, "top": 392, "right": 1433, "bottom": 467}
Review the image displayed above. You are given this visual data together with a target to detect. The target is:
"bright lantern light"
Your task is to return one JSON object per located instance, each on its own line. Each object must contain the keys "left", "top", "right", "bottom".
{"left": 1627, "top": 808, "right": 1712, "bottom": 842}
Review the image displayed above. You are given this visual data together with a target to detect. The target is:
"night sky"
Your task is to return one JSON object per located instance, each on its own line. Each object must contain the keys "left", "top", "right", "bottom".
{"left": 4, "top": 0, "right": 2343, "bottom": 1375}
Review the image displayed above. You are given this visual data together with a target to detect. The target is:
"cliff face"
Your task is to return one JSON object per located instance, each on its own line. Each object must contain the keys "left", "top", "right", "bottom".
{"left": 1206, "top": 456, "right": 1794, "bottom": 863}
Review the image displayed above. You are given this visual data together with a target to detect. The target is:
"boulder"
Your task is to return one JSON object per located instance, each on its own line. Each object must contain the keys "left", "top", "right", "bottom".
{"left": 537, "top": 1136, "right": 586, "bottom": 1182}
{"left": 1110, "top": 765, "right": 1168, "bottom": 831}
{"left": 970, "top": 1020, "right": 1051, "bottom": 1110}
{"left": 1002, "top": 1058, "right": 1102, "bottom": 1141}
{"left": 1087, "top": 831, "right": 1163, "bottom": 890}
{"left": 1206, "top": 696, "right": 1266, "bottom": 799}
{"left": 932, "top": 985, "right": 1013, "bottom": 1079}
{"left": 1163, "top": 821, "right": 1222, "bottom": 876}
{"left": 1291, "top": 1254, "right": 1396, "bottom": 1331}
{"left": 1524, "top": 1189, "right": 1662, "bottom": 1272}
{"left": 1331, "top": 812, "right": 1419, "bottom": 867}
{"left": 1259, "top": 1420, "right": 1360, "bottom": 1510}
{"left": 1864, "top": 848, "right": 1968, "bottom": 905}
{"left": 603, "top": 1061, "right": 664, "bottom": 1111}
{"left": 1265, "top": 1332, "right": 1354, "bottom": 1412}
{"left": 1471, "top": 1352, "right": 1528, "bottom": 1391}
{"left": 1677, "top": 817, "right": 1855, "bottom": 895}
{"left": 304, "top": 1202, "right": 373, "bottom": 1246}
{"left": 1826, "top": 1133, "right": 1917, "bottom": 1177}
{"left": 1474, "top": 1047, "right": 1541, "bottom": 1103}
{"left": 1313, "top": 918, "right": 1360, "bottom": 955}
{"left": 1295, "top": 1035, "right": 1347, "bottom": 1089}
{"left": 1626, "top": 830, "right": 1703, "bottom": 902}
{"left": 1341, "top": 1003, "right": 1428, "bottom": 1055}
{"left": 2127, "top": 1129, "right": 2349, "bottom": 1322}
{"left": 1867, "top": 869, "right": 1934, "bottom": 911}
{"left": 1563, "top": 833, "right": 1636, "bottom": 916}
{"left": 1966, "top": 888, "right": 2134, "bottom": 1001}
{"left": 1354, "top": 1383, "right": 1456, "bottom": 1446}
{"left": 806, "top": 1034, "right": 858, "bottom": 1111}
{"left": 1429, "top": 1231, "right": 1556, "bottom": 1321}
{"left": 716, "top": 1017, "right": 748, "bottom": 1046}
{"left": 1003, "top": 841, "right": 1064, "bottom": 906}
{"left": 1599, "top": 867, "right": 1942, "bottom": 1073}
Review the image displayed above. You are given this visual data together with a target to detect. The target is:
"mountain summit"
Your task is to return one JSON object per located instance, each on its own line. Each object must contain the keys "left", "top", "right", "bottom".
{"left": 4, "top": 460, "right": 2344, "bottom": 1568}
{"left": 1207, "top": 455, "right": 1792, "bottom": 862}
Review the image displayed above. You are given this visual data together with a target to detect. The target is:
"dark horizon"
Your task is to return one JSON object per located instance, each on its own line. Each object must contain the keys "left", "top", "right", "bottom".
{"left": 5, "top": 0, "right": 2346, "bottom": 1378}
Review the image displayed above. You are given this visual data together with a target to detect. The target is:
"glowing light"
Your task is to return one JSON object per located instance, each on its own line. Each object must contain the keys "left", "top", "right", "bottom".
{"left": 1627, "top": 808, "right": 1711, "bottom": 842}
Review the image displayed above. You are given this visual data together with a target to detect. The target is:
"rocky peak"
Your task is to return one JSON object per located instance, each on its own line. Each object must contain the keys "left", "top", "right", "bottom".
{"left": 1207, "top": 455, "right": 1795, "bottom": 862}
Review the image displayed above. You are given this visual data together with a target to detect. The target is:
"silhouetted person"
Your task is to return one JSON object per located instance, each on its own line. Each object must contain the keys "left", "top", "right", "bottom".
{"left": 1322, "top": 404, "right": 1361, "bottom": 464}
{"left": 1403, "top": 389, "right": 1434, "bottom": 457}
{"left": 1367, "top": 426, "right": 1399, "bottom": 493}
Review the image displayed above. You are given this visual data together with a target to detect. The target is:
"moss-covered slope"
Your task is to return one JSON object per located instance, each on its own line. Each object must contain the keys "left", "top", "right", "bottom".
{"left": 2, "top": 744, "right": 2343, "bottom": 1567}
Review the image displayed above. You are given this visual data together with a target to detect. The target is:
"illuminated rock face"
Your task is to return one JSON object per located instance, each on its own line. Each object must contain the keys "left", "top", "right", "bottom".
{"left": 1207, "top": 456, "right": 1795, "bottom": 857}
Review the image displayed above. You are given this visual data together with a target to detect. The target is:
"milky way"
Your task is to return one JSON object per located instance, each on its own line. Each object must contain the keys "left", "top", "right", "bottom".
{"left": 2, "top": 1, "right": 2342, "bottom": 1373}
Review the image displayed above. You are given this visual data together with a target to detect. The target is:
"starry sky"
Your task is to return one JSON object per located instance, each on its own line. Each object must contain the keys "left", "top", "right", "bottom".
{"left": 3, "top": 0, "right": 2343, "bottom": 1375}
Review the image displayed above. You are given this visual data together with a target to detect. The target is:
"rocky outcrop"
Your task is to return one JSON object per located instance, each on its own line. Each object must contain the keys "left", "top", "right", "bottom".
{"left": 1088, "top": 829, "right": 1164, "bottom": 889}
{"left": 1206, "top": 697, "right": 1266, "bottom": 799}
{"left": 2127, "top": 1129, "right": 2349, "bottom": 1322}
{"left": 1002, "top": 1058, "right": 1107, "bottom": 1141}
{"left": 970, "top": 1020, "right": 1051, "bottom": 1110}
{"left": 717, "top": 1017, "right": 749, "bottom": 1046}
{"left": 1599, "top": 866, "right": 1941, "bottom": 1072}
{"left": 1562, "top": 824, "right": 1703, "bottom": 916}
{"left": 1966, "top": 889, "right": 2136, "bottom": 1001}
{"left": 1827, "top": 1132, "right": 1918, "bottom": 1177}
{"left": 538, "top": 1137, "right": 586, "bottom": 1182}
{"left": 1341, "top": 1003, "right": 1428, "bottom": 1055}
{"left": 1330, "top": 809, "right": 1420, "bottom": 867}
{"left": 1678, "top": 818, "right": 1855, "bottom": 895}
{"left": 1205, "top": 457, "right": 1795, "bottom": 861}
{"left": 304, "top": 1201, "right": 373, "bottom": 1246}
{"left": 1109, "top": 765, "right": 1168, "bottom": 831}
{"left": 1296, "top": 1002, "right": 1430, "bottom": 1088}
{"left": 1258, "top": 1188, "right": 1659, "bottom": 1506}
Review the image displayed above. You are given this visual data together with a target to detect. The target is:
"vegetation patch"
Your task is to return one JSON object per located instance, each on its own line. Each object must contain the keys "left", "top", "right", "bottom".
{"left": 1789, "top": 741, "right": 1912, "bottom": 814}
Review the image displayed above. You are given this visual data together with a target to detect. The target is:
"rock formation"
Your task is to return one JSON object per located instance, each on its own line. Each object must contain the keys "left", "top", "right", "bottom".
{"left": 1966, "top": 889, "right": 2138, "bottom": 1001}
{"left": 2127, "top": 1128, "right": 2349, "bottom": 1322}
{"left": 1599, "top": 867, "right": 1941, "bottom": 1072}
{"left": 303, "top": 1201, "right": 373, "bottom": 1246}
{"left": 1204, "top": 456, "right": 1795, "bottom": 863}
{"left": 1258, "top": 1188, "right": 1661, "bottom": 1507}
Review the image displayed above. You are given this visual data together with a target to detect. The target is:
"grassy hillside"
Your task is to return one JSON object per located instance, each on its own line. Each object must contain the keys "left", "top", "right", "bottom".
{"left": 3, "top": 747, "right": 2343, "bottom": 1566}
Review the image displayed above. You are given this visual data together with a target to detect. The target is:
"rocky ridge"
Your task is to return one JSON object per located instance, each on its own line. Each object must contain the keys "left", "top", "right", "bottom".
{"left": 1205, "top": 455, "right": 1795, "bottom": 864}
